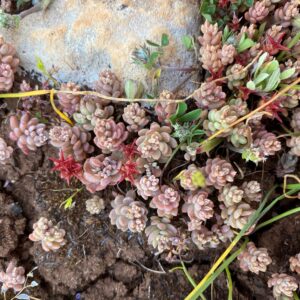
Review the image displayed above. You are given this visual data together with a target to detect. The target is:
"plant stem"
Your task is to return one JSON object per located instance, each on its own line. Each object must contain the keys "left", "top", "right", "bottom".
{"left": 225, "top": 267, "right": 233, "bottom": 300}
{"left": 196, "top": 239, "right": 249, "bottom": 296}
{"left": 254, "top": 207, "right": 300, "bottom": 232}
{"left": 181, "top": 261, "right": 197, "bottom": 288}
{"left": 160, "top": 142, "right": 183, "bottom": 185}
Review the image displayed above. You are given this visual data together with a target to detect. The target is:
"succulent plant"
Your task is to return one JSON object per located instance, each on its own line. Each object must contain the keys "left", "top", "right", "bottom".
{"left": 180, "top": 142, "right": 200, "bottom": 162}
{"left": 0, "top": 62, "right": 14, "bottom": 91}
{"left": 268, "top": 273, "right": 298, "bottom": 299}
{"left": 0, "top": 36, "right": 19, "bottom": 72}
{"left": 29, "top": 217, "right": 66, "bottom": 252}
{"left": 9, "top": 112, "right": 48, "bottom": 155}
{"left": 109, "top": 190, "right": 148, "bottom": 233}
{"left": 238, "top": 242, "right": 272, "bottom": 274}
{"left": 136, "top": 122, "right": 177, "bottom": 163}
{"left": 288, "top": 137, "right": 300, "bottom": 156}
{"left": 198, "top": 21, "right": 222, "bottom": 73}
{"left": 135, "top": 174, "right": 160, "bottom": 200}
{"left": 290, "top": 253, "right": 300, "bottom": 274}
{"left": 122, "top": 103, "right": 149, "bottom": 132}
{"left": 220, "top": 202, "right": 255, "bottom": 230}
{"left": 85, "top": 195, "right": 105, "bottom": 215}
{"left": 191, "top": 225, "right": 220, "bottom": 250}
{"left": 276, "top": 153, "right": 298, "bottom": 177}
{"left": 0, "top": 260, "right": 25, "bottom": 292}
{"left": 73, "top": 96, "right": 114, "bottom": 131}
{"left": 203, "top": 104, "right": 240, "bottom": 137}
{"left": 274, "top": 0, "right": 299, "bottom": 27}
{"left": 242, "top": 181, "right": 262, "bottom": 202}
{"left": 291, "top": 108, "right": 300, "bottom": 131}
{"left": 49, "top": 124, "right": 94, "bottom": 162}
{"left": 229, "top": 123, "right": 252, "bottom": 148}
{"left": 194, "top": 81, "right": 226, "bottom": 109}
{"left": 220, "top": 44, "right": 237, "bottom": 66}
{"left": 245, "top": 0, "right": 270, "bottom": 23}
{"left": 57, "top": 82, "right": 81, "bottom": 115}
{"left": 93, "top": 118, "right": 128, "bottom": 153}
{"left": 253, "top": 128, "right": 282, "bottom": 158}
{"left": 176, "top": 164, "right": 206, "bottom": 191}
{"left": 82, "top": 154, "right": 122, "bottom": 193}
{"left": 150, "top": 185, "right": 180, "bottom": 218}
{"left": 155, "top": 90, "right": 177, "bottom": 124}
{"left": 218, "top": 184, "right": 244, "bottom": 207}
{"left": 202, "top": 158, "right": 236, "bottom": 190}
{"left": 0, "top": 137, "right": 13, "bottom": 164}
{"left": 247, "top": 53, "right": 295, "bottom": 93}
{"left": 226, "top": 63, "right": 248, "bottom": 90}
{"left": 136, "top": 158, "right": 162, "bottom": 177}
{"left": 211, "top": 215, "right": 234, "bottom": 243}
{"left": 282, "top": 89, "right": 300, "bottom": 109}
{"left": 94, "top": 70, "right": 123, "bottom": 105}
{"left": 145, "top": 216, "right": 178, "bottom": 254}
{"left": 183, "top": 190, "right": 214, "bottom": 231}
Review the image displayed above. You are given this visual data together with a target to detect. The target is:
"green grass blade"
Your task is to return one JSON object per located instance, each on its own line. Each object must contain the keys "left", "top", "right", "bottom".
{"left": 225, "top": 267, "right": 233, "bottom": 300}
{"left": 254, "top": 207, "right": 300, "bottom": 232}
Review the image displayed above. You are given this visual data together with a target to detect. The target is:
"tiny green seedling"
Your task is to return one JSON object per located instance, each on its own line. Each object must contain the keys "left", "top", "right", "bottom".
{"left": 59, "top": 188, "right": 83, "bottom": 210}
{"left": 170, "top": 102, "right": 204, "bottom": 145}
{"left": 132, "top": 34, "right": 169, "bottom": 71}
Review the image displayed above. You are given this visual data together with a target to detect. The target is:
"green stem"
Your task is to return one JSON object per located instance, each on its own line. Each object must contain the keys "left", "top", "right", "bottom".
{"left": 160, "top": 143, "right": 183, "bottom": 184}
{"left": 255, "top": 188, "right": 300, "bottom": 226}
{"left": 197, "top": 239, "right": 249, "bottom": 295}
{"left": 254, "top": 207, "right": 300, "bottom": 232}
{"left": 294, "top": 292, "right": 300, "bottom": 300}
{"left": 181, "top": 261, "right": 197, "bottom": 288}
{"left": 225, "top": 267, "right": 233, "bottom": 300}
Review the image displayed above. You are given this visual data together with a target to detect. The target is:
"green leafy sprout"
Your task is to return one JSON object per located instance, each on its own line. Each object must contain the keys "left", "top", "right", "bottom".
{"left": 169, "top": 102, "right": 205, "bottom": 145}
{"left": 132, "top": 33, "right": 169, "bottom": 70}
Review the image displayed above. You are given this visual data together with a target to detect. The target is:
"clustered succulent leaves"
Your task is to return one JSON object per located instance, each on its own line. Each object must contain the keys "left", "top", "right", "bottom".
{"left": 1, "top": 0, "right": 300, "bottom": 296}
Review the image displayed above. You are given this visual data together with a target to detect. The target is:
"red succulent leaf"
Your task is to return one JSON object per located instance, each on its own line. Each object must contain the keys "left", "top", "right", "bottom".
{"left": 207, "top": 66, "right": 224, "bottom": 81}
{"left": 239, "top": 86, "right": 254, "bottom": 100}
{"left": 235, "top": 52, "right": 251, "bottom": 66}
{"left": 119, "top": 160, "right": 140, "bottom": 184}
{"left": 121, "top": 141, "right": 140, "bottom": 159}
{"left": 49, "top": 150, "right": 82, "bottom": 185}
{"left": 259, "top": 96, "right": 287, "bottom": 122}
{"left": 218, "top": 0, "right": 229, "bottom": 8}
{"left": 229, "top": 14, "right": 242, "bottom": 32}
{"left": 263, "top": 34, "right": 290, "bottom": 56}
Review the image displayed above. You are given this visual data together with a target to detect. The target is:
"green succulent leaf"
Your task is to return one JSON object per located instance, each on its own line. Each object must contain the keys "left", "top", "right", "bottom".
{"left": 200, "top": 0, "right": 216, "bottom": 22}
{"left": 264, "top": 68, "right": 280, "bottom": 92}
{"left": 146, "top": 40, "right": 160, "bottom": 47}
{"left": 246, "top": 80, "right": 256, "bottom": 90}
{"left": 125, "top": 79, "right": 144, "bottom": 99}
{"left": 182, "top": 35, "right": 194, "bottom": 50}
{"left": 237, "top": 33, "right": 255, "bottom": 53}
{"left": 222, "top": 26, "right": 233, "bottom": 44}
{"left": 254, "top": 52, "right": 268, "bottom": 77}
{"left": 161, "top": 33, "right": 169, "bottom": 47}
{"left": 253, "top": 72, "right": 269, "bottom": 85}
{"left": 177, "top": 109, "right": 202, "bottom": 123}
{"left": 245, "top": 0, "right": 254, "bottom": 7}
{"left": 280, "top": 68, "right": 296, "bottom": 80}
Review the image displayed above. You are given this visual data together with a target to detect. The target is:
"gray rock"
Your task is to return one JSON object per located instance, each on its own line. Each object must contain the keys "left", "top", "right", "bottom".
{"left": 1, "top": 0, "right": 200, "bottom": 95}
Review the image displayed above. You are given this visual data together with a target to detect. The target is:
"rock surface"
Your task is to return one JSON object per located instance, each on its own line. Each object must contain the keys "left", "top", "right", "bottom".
{"left": 1, "top": 0, "right": 200, "bottom": 94}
